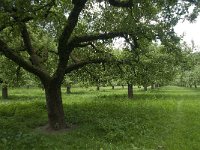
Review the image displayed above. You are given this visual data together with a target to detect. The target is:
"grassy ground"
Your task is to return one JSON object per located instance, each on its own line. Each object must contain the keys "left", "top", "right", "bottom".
{"left": 0, "top": 86, "right": 200, "bottom": 150}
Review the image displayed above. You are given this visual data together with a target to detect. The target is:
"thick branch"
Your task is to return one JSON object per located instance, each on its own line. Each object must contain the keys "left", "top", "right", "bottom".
{"left": 89, "top": 43, "right": 105, "bottom": 53}
{"left": 108, "top": 0, "right": 132, "bottom": 7}
{"left": 0, "top": 0, "right": 55, "bottom": 32}
{"left": 0, "top": 39, "right": 50, "bottom": 81}
{"left": 19, "top": 23, "right": 44, "bottom": 67}
{"left": 30, "top": 0, "right": 55, "bottom": 13}
{"left": 65, "top": 59, "right": 106, "bottom": 73}
{"left": 54, "top": 1, "right": 87, "bottom": 84}
{"left": 58, "top": 1, "right": 87, "bottom": 53}
{"left": 20, "top": 23, "right": 35, "bottom": 55}
{"left": 74, "top": 42, "right": 92, "bottom": 48}
{"left": 73, "top": 42, "right": 105, "bottom": 54}
{"left": 44, "top": 0, "right": 86, "bottom": 83}
{"left": 70, "top": 32, "right": 127, "bottom": 46}
{"left": 0, "top": 16, "right": 34, "bottom": 32}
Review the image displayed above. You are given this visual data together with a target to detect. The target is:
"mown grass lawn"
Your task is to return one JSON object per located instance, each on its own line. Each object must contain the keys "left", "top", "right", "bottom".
{"left": 0, "top": 86, "right": 200, "bottom": 150}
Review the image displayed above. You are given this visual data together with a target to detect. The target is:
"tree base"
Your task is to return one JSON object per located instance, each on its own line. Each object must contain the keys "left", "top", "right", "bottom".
{"left": 35, "top": 123, "right": 76, "bottom": 134}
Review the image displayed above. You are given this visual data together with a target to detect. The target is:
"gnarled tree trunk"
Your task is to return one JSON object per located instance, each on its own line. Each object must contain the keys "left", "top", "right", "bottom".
{"left": 44, "top": 83, "right": 66, "bottom": 130}
{"left": 128, "top": 83, "right": 133, "bottom": 99}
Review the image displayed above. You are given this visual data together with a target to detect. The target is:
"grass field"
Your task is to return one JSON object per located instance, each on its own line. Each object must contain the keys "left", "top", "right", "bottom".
{"left": 0, "top": 86, "right": 200, "bottom": 150}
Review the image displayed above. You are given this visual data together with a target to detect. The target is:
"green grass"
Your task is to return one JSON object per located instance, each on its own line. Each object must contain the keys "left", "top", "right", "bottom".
{"left": 0, "top": 86, "right": 200, "bottom": 149}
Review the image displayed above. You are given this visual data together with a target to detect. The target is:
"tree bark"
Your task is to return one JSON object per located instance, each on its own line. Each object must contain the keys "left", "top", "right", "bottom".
{"left": 96, "top": 85, "right": 100, "bottom": 91}
{"left": 44, "top": 84, "right": 66, "bottom": 130}
{"left": 151, "top": 84, "right": 155, "bottom": 89}
{"left": 194, "top": 83, "right": 197, "bottom": 88}
{"left": 155, "top": 83, "right": 159, "bottom": 88}
{"left": 112, "top": 85, "right": 114, "bottom": 90}
{"left": 143, "top": 85, "right": 148, "bottom": 91}
{"left": 128, "top": 83, "right": 133, "bottom": 99}
{"left": 66, "top": 84, "right": 71, "bottom": 94}
{"left": 2, "top": 84, "right": 8, "bottom": 99}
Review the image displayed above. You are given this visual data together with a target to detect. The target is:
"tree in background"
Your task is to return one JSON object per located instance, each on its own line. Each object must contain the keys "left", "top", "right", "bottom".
{"left": 174, "top": 48, "right": 200, "bottom": 88}
{"left": 0, "top": 56, "right": 24, "bottom": 99}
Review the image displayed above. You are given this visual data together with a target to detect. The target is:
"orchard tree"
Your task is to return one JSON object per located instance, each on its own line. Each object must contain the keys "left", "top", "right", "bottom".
{"left": 175, "top": 50, "right": 200, "bottom": 87}
{"left": 137, "top": 44, "right": 180, "bottom": 90}
{"left": 121, "top": 39, "right": 180, "bottom": 98}
{"left": 0, "top": 0, "right": 198, "bottom": 130}
{"left": 0, "top": 56, "right": 25, "bottom": 99}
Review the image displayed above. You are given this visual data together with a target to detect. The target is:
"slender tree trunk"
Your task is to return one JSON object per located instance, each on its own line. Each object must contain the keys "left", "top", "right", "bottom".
{"left": 2, "top": 84, "right": 8, "bottom": 99}
{"left": 112, "top": 85, "right": 114, "bottom": 90}
{"left": 122, "top": 85, "right": 124, "bottom": 89}
{"left": 143, "top": 85, "right": 148, "bottom": 91}
{"left": 151, "top": 84, "right": 155, "bottom": 89}
{"left": 44, "top": 84, "right": 66, "bottom": 130}
{"left": 155, "top": 83, "right": 160, "bottom": 88}
{"left": 155, "top": 84, "right": 157, "bottom": 88}
{"left": 128, "top": 83, "right": 133, "bottom": 99}
{"left": 194, "top": 83, "right": 197, "bottom": 88}
{"left": 96, "top": 85, "right": 100, "bottom": 91}
{"left": 66, "top": 84, "right": 71, "bottom": 94}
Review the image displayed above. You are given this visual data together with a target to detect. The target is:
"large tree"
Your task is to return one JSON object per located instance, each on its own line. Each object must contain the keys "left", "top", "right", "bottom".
{"left": 0, "top": 0, "right": 198, "bottom": 130}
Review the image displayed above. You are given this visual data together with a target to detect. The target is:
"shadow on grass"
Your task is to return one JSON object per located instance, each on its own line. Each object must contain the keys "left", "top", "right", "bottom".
{"left": 1, "top": 89, "right": 200, "bottom": 149}
{"left": 95, "top": 92, "right": 200, "bottom": 101}
{"left": 65, "top": 91, "right": 87, "bottom": 95}
{"left": 0, "top": 95, "right": 45, "bottom": 102}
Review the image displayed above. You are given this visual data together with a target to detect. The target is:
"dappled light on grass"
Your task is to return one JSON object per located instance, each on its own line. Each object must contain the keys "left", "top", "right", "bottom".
{"left": 0, "top": 86, "right": 200, "bottom": 149}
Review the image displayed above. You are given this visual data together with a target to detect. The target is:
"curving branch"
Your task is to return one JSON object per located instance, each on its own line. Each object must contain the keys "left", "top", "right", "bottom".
{"left": 30, "top": 0, "right": 55, "bottom": 13}
{"left": 0, "top": 39, "right": 50, "bottom": 81}
{"left": 70, "top": 32, "right": 127, "bottom": 46}
{"left": 58, "top": 0, "right": 87, "bottom": 53}
{"left": 72, "top": 42, "right": 105, "bottom": 53}
{"left": 54, "top": 0, "right": 88, "bottom": 84}
{"left": 0, "top": 0, "right": 55, "bottom": 32}
{"left": 108, "top": 0, "right": 132, "bottom": 7}
{"left": 65, "top": 58, "right": 106, "bottom": 73}
{"left": 73, "top": 42, "right": 92, "bottom": 48}
{"left": 20, "top": 23, "right": 35, "bottom": 56}
{"left": 0, "top": 16, "right": 34, "bottom": 32}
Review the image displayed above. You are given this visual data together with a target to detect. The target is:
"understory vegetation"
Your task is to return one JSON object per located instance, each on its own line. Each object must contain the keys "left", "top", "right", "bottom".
{"left": 0, "top": 86, "right": 200, "bottom": 150}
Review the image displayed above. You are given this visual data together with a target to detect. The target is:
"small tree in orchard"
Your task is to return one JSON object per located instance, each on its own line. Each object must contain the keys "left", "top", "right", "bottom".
{"left": 137, "top": 44, "right": 180, "bottom": 90}
{"left": 0, "top": 0, "right": 198, "bottom": 130}
{"left": 0, "top": 56, "right": 25, "bottom": 99}
{"left": 120, "top": 40, "right": 180, "bottom": 98}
